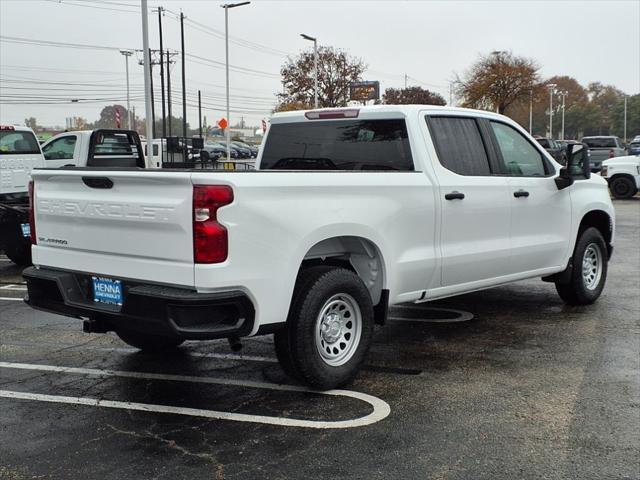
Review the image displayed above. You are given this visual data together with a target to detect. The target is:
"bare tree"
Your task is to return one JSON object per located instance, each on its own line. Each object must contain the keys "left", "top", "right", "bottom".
{"left": 278, "top": 46, "right": 367, "bottom": 109}
{"left": 456, "top": 51, "right": 541, "bottom": 114}
{"left": 383, "top": 86, "right": 446, "bottom": 105}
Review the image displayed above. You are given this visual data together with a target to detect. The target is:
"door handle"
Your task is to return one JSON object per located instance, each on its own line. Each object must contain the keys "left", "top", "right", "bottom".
{"left": 513, "top": 189, "right": 530, "bottom": 198}
{"left": 82, "top": 177, "right": 114, "bottom": 189}
{"left": 445, "top": 191, "right": 465, "bottom": 200}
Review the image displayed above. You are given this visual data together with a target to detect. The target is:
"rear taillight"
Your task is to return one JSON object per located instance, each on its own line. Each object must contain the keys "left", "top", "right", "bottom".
{"left": 193, "top": 185, "right": 233, "bottom": 263}
{"left": 28, "top": 180, "right": 36, "bottom": 245}
{"left": 609, "top": 149, "right": 615, "bottom": 158}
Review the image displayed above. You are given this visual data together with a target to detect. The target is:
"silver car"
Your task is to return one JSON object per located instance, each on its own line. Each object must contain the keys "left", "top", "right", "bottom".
{"left": 581, "top": 136, "right": 626, "bottom": 172}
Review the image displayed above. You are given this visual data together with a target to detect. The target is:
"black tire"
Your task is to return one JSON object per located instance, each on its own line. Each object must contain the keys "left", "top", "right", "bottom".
{"left": 555, "top": 227, "right": 608, "bottom": 305}
{"left": 4, "top": 239, "right": 32, "bottom": 266}
{"left": 609, "top": 176, "right": 637, "bottom": 199}
{"left": 274, "top": 266, "right": 374, "bottom": 390}
{"left": 115, "top": 329, "right": 184, "bottom": 353}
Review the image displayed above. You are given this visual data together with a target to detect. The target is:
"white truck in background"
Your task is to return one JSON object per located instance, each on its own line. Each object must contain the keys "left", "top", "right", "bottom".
{"left": 601, "top": 155, "right": 640, "bottom": 199}
{"left": 41, "top": 129, "right": 146, "bottom": 169}
{"left": 23, "top": 106, "right": 615, "bottom": 389}
{"left": 0, "top": 125, "right": 44, "bottom": 265}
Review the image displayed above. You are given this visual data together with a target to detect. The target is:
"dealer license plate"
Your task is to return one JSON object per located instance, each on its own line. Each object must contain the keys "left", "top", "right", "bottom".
{"left": 92, "top": 276, "right": 123, "bottom": 306}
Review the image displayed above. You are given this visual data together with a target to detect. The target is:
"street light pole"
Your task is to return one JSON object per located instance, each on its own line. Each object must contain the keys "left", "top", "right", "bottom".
{"left": 559, "top": 91, "right": 568, "bottom": 141}
{"left": 222, "top": 1, "right": 250, "bottom": 162}
{"left": 120, "top": 50, "right": 133, "bottom": 129}
{"left": 301, "top": 33, "right": 318, "bottom": 108}
{"left": 529, "top": 89, "right": 533, "bottom": 134}
{"left": 547, "top": 83, "right": 557, "bottom": 138}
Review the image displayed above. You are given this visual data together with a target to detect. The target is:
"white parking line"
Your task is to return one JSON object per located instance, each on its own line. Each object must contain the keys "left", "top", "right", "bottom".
{"left": 0, "top": 297, "right": 23, "bottom": 301}
{"left": 0, "top": 362, "right": 390, "bottom": 429}
{"left": 0, "top": 284, "right": 27, "bottom": 291}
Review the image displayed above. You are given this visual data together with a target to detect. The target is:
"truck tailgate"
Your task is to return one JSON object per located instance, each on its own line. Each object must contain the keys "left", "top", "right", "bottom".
{"left": 31, "top": 169, "right": 195, "bottom": 287}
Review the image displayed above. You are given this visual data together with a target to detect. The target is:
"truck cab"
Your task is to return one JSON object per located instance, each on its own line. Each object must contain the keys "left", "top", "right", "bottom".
{"left": 41, "top": 129, "right": 145, "bottom": 169}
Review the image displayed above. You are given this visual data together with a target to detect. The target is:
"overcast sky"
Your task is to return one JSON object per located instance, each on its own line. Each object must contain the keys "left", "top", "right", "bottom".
{"left": 1, "top": 0, "right": 639, "bottom": 129}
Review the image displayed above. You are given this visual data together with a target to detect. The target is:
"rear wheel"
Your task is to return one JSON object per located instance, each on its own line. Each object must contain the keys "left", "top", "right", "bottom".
{"left": 609, "top": 176, "right": 637, "bottom": 199}
{"left": 4, "top": 238, "right": 31, "bottom": 266}
{"left": 274, "top": 266, "right": 374, "bottom": 390}
{"left": 116, "top": 329, "right": 184, "bottom": 352}
{"left": 555, "top": 227, "right": 608, "bottom": 305}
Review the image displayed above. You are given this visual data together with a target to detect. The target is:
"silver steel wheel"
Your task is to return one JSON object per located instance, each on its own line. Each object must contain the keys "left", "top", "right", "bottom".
{"left": 582, "top": 243, "right": 603, "bottom": 291}
{"left": 315, "top": 293, "right": 362, "bottom": 367}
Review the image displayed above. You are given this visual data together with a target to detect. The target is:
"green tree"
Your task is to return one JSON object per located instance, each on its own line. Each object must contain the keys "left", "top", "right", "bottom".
{"left": 612, "top": 94, "right": 640, "bottom": 141}
{"left": 278, "top": 46, "right": 367, "bottom": 109}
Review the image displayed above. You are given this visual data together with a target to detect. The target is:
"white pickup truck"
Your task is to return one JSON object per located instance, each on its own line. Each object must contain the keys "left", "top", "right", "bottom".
{"left": 601, "top": 155, "right": 640, "bottom": 199}
{"left": 23, "top": 106, "right": 615, "bottom": 389}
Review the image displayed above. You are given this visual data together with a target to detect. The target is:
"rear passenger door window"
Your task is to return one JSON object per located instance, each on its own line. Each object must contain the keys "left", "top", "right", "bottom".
{"left": 490, "top": 122, "right": 547, "bottom": 176}
{"left": 426, "top": 117, "right": 491, "bottom": 176}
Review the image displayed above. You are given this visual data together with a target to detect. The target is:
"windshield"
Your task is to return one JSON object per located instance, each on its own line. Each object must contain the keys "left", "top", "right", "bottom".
{"left": 0, "top": 130, "right": 41, "bottom": 155}
{"left": 260, "top": 119, "right": 414, "bottom": 171}
{"left": 536, "top": 138, "right": 551, "bottom": 148}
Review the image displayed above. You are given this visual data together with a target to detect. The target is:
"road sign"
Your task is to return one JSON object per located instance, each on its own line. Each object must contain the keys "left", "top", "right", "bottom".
{"left": 218, "top": 118, "right": 228, "bottom": 130}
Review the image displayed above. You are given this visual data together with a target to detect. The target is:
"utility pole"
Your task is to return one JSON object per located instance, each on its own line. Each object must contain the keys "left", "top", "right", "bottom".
{"left": 222, "top": 2, "right": 251, "bottom": 161}
{"left": 301, "top": 33, "right": 318, "bottom": 108}
{"left": 623, "top": 95, "right": 628, "bottom": 143}
{"left": 149, "top": 48, "right": 156, "bottom": 137}
{"left": 156, "top": 7, "right": 166, "bottom": 137}
{"left": 198, "top": 90, "right": 202, "bottom": 138}
{"left": 529, "top": 89, "right": 533, "bottom": 134}
{"left": 405, "top": 74, "right": 408, "bottom": 89}
{"left": 167, "top": 48, "right": 172, "bottom": 137}
{"left": 141, "top": 0, "right": 153, "bottom": 152}
{"left": 119, "top": 50, "right": 133, "bottom": 129}
{"left": 180, "top": 11, "right": 187, "bottom": 139}
{"left": 547, "top": 83, "right": 557, "bottom": 138}
{"left": 449, "top": 83, "right": 453, "bottom": 106}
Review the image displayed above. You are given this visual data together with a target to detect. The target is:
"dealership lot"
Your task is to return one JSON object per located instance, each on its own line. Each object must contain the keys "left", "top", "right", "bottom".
{"left": 0, "top": 199, "right": 638, "bottom": 480}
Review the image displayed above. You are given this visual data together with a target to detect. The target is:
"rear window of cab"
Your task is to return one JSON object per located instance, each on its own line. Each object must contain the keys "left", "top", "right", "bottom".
{"left": 260, "top": 119, "right": 414, "bottom": 171}
{"left": 0, "top": 130, "right": 41, "bottom": 155}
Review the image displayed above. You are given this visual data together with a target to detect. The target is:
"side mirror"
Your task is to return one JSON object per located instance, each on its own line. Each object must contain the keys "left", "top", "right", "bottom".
{"left": 567, "top": 143, "right": 590, "bottom": 179}
{"left": 555, "top": 167, "right": 574, "bottom": 190}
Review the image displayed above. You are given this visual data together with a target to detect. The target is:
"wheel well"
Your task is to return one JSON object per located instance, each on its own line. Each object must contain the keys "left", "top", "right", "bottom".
{"left": 579, "top": 210, "right": 613, "bottom": 253}
{"left": 301, "top": 236, "right": 385, "bottom": 306}
{"left": 610, "top": 173, "right": 636, "bottom": 183}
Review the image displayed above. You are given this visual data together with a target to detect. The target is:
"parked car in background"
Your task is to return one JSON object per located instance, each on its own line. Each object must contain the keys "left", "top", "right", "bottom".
{"left": 626, "top": 140, "right": 640, "bottom": 156}
{"left": 536, "top": 137, "right": 566, "bottom": 164}
{"left": 601, "top": 155, "right": 640, "bottom": 199}
{"left": 232, "top": 141, "right": 257, "bottom": 158}
{"left": 0, "top": 124, "right": 43, "bottom": 265}
{"left": 581, "top": 136, "right": 626, "bottom": 172}
{"left": 216, "top": 141, "right": 247, "bottom": 159}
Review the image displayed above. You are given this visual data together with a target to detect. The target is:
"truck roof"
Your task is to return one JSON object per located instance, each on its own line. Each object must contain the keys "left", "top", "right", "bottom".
{"left": 270, "top": 105, "right": 509, "bottom": 123}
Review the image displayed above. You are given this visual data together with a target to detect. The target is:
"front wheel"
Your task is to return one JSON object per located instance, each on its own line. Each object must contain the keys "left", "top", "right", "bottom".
{"left": 555, "top": 227, "right": 608, "bottom": 305}
{"left": 274, "top": 266, "right": 374, "bottom": 390}
{"left": 609, "top": 176, "right": 637, "bottom": 199}
{"left": 115, "top": 329, "right": 184, "bottom": 353}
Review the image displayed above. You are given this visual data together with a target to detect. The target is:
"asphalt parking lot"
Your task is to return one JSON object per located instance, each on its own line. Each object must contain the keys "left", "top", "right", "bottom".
{"left": 0, "top": 199, "right": 638, "bottom": 480}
